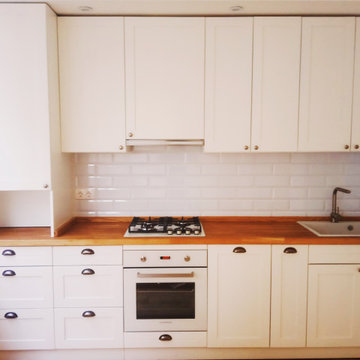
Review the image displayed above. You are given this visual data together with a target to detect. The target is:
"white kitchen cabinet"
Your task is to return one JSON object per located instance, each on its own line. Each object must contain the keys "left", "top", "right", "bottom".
{"left": 271, "top": 245, "right": 308, "bottom": 347}
{"left": 204, "top": 18, "right": 253, "bottom": 152}
{"left": 0, "top": 246, "right": 52, "bottom": 266}
{"left": 58, "top": 17, "right": 126, "bottom": 153}
{"left": 298, "top": 17, "right": 356, "bottom": 152}
{"left": 208, "top": 245, "right": 271, "bottom": 347}
{"left": 125, "top": 17, "right": 204, "bottom": 140}
{"left": 252, "top": 17, "right": 301, "bottom": 152}
{"left": 54, "top": 307, "right": 123, "bottom": 349}
{"left": 351, "top": 17, "right": 360, "bottom": 151}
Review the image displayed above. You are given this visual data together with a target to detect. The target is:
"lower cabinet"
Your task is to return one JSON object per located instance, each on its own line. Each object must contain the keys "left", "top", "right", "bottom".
{"left": 207, "top": 245, "right": 271, "bottom": 347}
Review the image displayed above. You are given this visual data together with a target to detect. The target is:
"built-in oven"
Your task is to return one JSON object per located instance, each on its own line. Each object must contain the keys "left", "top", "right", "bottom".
{"left": 123, "top": 247, "right": 207, "bottom": 332}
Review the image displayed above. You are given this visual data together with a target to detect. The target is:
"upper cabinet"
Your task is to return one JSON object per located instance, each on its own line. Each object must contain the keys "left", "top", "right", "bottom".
{"left": 58, "top": 17, "right": 126, "bottom": 153}
{"left": 298, "top": 17, "right": 355, "bottom": 152}
{"left": 0, "top": 5, "right": 52, "bottom": 190}
{"left": 251, "top": 17, "right": 301, "bottom": 152}
{"left": 204, "top": 18, "right": 253, "bottom": 152}
{"left": 125, "top": 17, "right": 205, "bottom": 140}
{"left": 352, "top": 18, "right": 360, "bottom": 152}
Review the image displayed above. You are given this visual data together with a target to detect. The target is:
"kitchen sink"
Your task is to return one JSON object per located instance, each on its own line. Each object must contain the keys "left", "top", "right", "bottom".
{"left": 298, "top": 221, "right": 360, "bottom": 237}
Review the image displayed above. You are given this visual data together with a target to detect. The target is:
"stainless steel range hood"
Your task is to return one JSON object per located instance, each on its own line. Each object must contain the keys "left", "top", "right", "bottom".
{"left": 126, "top": 139, "right": 204, "bottom": 146}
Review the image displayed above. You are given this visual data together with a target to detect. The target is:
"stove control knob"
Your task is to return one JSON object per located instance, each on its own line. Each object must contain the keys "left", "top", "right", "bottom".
{"left": 194, "top": 230, "right": 200, "bottom": 235}
{"left": 140, "top": 256, "right": 147, "bottom": 263}
{"left": 185, "top": 229, "right": 191, "bottom": 235}
{"left": 184, "top": 255, "right": 191, "bottom": 262}
{"left": 167, "top": 230, "right": 173, "bottom": 235}
{"left": 176, "top": 229, "right": 183, "bottom": 235}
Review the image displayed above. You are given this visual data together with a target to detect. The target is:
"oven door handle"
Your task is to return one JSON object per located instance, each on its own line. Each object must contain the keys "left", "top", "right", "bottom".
{"left": 137, "top": 272, "right": 194, "bottom": 278}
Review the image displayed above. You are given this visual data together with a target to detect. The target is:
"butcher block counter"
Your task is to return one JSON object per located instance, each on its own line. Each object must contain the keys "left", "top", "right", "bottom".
{"left": 1, "top": 216, "right": 360, "bottom": 246}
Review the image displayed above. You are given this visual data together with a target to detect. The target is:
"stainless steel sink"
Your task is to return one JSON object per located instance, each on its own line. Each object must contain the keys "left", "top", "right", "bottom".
{"left": 298, "top": 221, "right": 360, "bottom": 237}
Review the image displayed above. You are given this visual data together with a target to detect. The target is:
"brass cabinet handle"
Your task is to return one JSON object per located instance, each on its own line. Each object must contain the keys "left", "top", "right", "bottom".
{"left": 254, "top": 145, "right": 259, "bottom": 150}
{"left": 2, "top": 249, "right": 16, "bottom": 256}
{"left": 159, "top": 334, "right": 172, "bottom": 341}
{"left": 82, "top": 311, "right": 96, "bottom": 318}
{"left": 345, "top": 144, "right": 350, "bottom": 150}
{"left": 81, "top": 248, "right": 95, "bottom": 255}
{"left": 244, "top": 145, "right": 249, "bottom": 150}
{"left": 284, "top": 247, "right": 297, "bottom": 254}
{"left": 233, "top": 247, "right": 246, "bottom": 253}
{"left": 81, "top": 268, "right": 95, "bottom": 275}
{"left": 4, "top": 312, "right": 18, "bottom": 319}
{"left": 355, "top": 145, "right": 359, "bottom": 150}
{"left": 2, "top": 270, "right": 16, "bottom": 277}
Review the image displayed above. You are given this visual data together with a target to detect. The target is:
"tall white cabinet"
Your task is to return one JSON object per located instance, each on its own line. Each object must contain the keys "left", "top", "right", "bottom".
{"left": 125, "top": 17, "right": 205, "bottom": 141}
{"left": 352, "top": 18, "right": 360, "bottom": 151}
{"left": 298, "top": 17, "right": 356, "bottom": 152}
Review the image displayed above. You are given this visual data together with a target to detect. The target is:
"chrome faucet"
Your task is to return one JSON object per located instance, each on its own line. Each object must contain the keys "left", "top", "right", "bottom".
{"left": 330, "top": 187, "right": 351, "bottom": 223}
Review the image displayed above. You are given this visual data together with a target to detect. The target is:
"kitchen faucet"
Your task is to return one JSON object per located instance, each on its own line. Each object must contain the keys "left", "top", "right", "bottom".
{"left": 330, "top": 187, "right": 351, "bottom": 223}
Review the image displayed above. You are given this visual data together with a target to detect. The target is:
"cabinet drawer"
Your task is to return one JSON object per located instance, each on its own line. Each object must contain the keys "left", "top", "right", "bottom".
{"left": 124, "top": 331, "right": 207, "bottom": 348}
{"left": 0, "top": 266, "right": 53, "bottom": 308}
{"left": 55, "top": 307, "right": 123, "bottom": 349}
{"left": 53, "top": 246, "right": 122, "bottom": 265}
{"left": 0, "top": 246, "right": 52, "bottom": 266}
{"left": 0, "top": 308, "right": 54, "bottom": 350}
{"left": 309, "top": 245, "right": 360, "bottom": 263}
{"left": 54, "top": 265, "right": 123, "bottom": 307}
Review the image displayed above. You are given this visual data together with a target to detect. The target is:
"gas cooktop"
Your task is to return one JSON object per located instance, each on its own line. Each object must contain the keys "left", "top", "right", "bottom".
{"left": 124, "top": 216, "right": 205, "bottom": 237}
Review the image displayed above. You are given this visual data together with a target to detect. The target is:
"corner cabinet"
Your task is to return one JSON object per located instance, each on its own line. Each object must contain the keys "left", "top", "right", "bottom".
{"left": 125, "top": 17, "right": 205, "bottom": 141}
{"left": 208, "top": 245, "right": 271, "bottom": 347}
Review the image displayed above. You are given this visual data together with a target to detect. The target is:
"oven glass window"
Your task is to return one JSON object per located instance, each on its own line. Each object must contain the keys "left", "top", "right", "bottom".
{"left": 136, "top": 282, "right": 195, "bottom": 319}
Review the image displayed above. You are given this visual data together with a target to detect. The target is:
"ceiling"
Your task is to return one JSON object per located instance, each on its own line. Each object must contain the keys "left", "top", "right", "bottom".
{"left": 2, "top": 0, "right": 360, "bottom": 16}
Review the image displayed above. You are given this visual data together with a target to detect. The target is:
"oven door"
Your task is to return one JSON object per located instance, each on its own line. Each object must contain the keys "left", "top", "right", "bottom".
{"left": 124, "top": 267, "right": 207, "bottom": 332}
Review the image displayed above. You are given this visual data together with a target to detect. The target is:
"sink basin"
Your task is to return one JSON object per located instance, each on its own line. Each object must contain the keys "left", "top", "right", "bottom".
{"left": 298, "top": 221, "right": 360, "bottom": 237}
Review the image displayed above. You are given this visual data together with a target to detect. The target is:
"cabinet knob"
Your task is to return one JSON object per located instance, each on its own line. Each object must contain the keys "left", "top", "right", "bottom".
{"left": 140, "top": 256, "right": 147, "bottom": 262}
{"left": 355, "top": 145, "right": 359, "bottom": 150}
{"left": 119, "top": 145, "right": 124, "bottom": 150}
{"left": 254, "top": 145, "right": 259, "bottom": 150}
{"left": 159, "top": 334, "right": 172, "bottom": 341}
{"left": 184, "top": 255, "right": 191, "bottom": 262}
{"left": 128, "top": 132, "right": 133, "bottom": 137}
{"left": 81, "top": 268, "right": 95, "bottom": 275}
{"left": 2, "top": 249, "right": 16, "bottom": 256}
{"left": 81, "top": 248, "right": 95, "bottom": 255}
{"left": 43, "top": 184, "right": 49, "bottom": 189}
{"left": 344, "top": 144, "right": 350, "bottom": 150}
{"left": 2, "top": 270, "right": 16, "bottom": 277}
{"left": 82, "top": 311, "right": 96, "bottom": 318}
{"left": 4, "top": 312, "right": 17, "bottom": 319}
{"left": 244, "top": 145, "right": 249, "bottom": 150}
{"left": 233, "top": 246, "right": 246, "bottom": 253}
{"left": 284, "top": 247, "right": 297, "bottom": 254}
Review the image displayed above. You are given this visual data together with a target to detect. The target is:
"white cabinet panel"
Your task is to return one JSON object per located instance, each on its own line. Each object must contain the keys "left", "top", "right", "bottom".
{"left": 271, "top": 245, "right": 308, "bottom": 347}
{"left": 53, "top": 246, "right": 122, "bottom": 266}
{"left": 0, "top": 4, "right": 51, "bottom": 190}
{"left": 204, "top": 18, "right": 253, "bottom": 152}
{"left": 252, "top": 17, "right": 301, "bottom": 152}
{"left": 125, "top": 17, "right": 204, "bottom": 140}
{"left": 0, "top": 266, "right": 53, "bottom": 309}
{"left": 0, "top": 308, "right": 54, "bottom": 350}
{"left": 53, "top": 265, "right": 123, "bottom": 307}
{"left": 352, "top": 17, "right": 360, "bottom": 151}
{"left": 0, "top": 246, "right": 52, "bottom": 266}
{"left": 208, "top": 245, "right": 271, "bottom": 347}
{"left": 307, "top": 265, "right": 360, "bottom": 347}
{"left": 309, "top": 245, "right": 360, "bottom": 264}
{"left": 59, "top": 17, "right": 126, "bottom": 153}
{"left": 55, "top": 307, "right": 123, "bottom": 349}
{"left": 299, "top": 17, "right": 355, "bottom": 151}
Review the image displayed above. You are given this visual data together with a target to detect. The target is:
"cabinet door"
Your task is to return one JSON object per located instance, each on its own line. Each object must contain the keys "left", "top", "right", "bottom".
{"left": 204, "top": 18, "right": 253, "bottom": 152}
{"left": 59, "top": 17, "right": 126, "bottom": 153}
{"left": 252, "top": 17, "right": 301, "bottom": 152}
{"left": 352, "top": 17, "right": 360, "bottom": 151}
{"left": 299, "top": 17, "right": 355, "bottom": 152}
{"left": 125, "top": 17, "right": 204, "bottom": 140}
{"left": 307, "top": 265, "right": 360, "bottom": 347}
{"left": 53, "top": 265, "right": 123, "bottom": 307}
{"left": 0, "top": 5, "right": 51, "bottom": 190}
{"left": 271, "top": 245, "right": 308, "bottom": 347}
{"left": 208, "top": 245, "right": 271, "bottom": 347}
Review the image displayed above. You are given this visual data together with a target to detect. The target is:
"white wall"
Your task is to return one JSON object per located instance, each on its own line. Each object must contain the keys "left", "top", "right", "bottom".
{"left": 74, "top": 147, "right": 360, "bottom": 217}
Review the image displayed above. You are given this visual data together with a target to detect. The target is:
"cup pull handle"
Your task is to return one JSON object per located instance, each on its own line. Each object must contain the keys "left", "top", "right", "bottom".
{"left": 2, "top": 249, "right": 16, "bottom": 256}
{"left": 81, "top": 268, "right": 95, "bottom": 275}
{"left": 233, "top": 247, "right": 246, "bottom": 253}
{"left": 2, "top": 270, "right": 16, "bottom": 277}
{"left": 4, "top": 312, "right": 18, "bottom": 319}
{"left": 284, "top": 247, "right": 297, "bottom": 254}
{"left": 81, "top": 248, "right": 95, "bottom": 255}
{"left": 82, "top": 311, "right": 96, "bottom": 318}
{"left": 159, "top": 334, "right": 172, "bottom": 341}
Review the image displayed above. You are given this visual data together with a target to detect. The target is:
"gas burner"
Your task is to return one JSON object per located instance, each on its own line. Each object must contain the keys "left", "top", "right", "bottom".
{"left": 126, "top": 217, "right": 204, "bottom": 237}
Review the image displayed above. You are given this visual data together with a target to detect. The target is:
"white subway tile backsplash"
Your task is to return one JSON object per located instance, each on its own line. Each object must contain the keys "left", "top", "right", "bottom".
{"left": 74, "top": 148, "right": 360, "bottom": 217}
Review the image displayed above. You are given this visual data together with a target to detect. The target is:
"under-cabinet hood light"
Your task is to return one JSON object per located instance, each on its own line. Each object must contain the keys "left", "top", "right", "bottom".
{"left": 78, "top": 6, "right": 93, "bottom": 12}
{"left": 230, "top": 5, "right": 244, "bottom": 12}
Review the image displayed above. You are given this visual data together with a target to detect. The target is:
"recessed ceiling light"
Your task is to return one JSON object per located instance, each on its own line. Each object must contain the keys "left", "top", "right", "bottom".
{"left": 230, "top": 6, "right": 244, "bottom": 12}
{"left": 78, "top": 6, "right": 93, "bottom": 12}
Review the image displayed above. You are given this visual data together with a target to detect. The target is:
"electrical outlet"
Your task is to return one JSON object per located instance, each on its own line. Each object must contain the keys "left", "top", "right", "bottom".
{"left": 75, "top": 188, "right": 95, "bottom": 200}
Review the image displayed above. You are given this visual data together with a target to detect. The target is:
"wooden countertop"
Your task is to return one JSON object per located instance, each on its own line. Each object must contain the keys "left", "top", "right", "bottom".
{"left": 1, "top": 216, "right": 360, "bottom": 246}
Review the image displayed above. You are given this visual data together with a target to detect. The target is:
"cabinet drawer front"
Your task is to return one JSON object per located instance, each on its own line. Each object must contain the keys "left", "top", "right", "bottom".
{"left": 309, "top": 245, "right": 360, "bottom": 263}
{"left": 124, "top": 331, "right": 207, "bottom": 348}
{"left": 0, "top": 308, "right": 54, "bottom": 350}
{"left": 54, "top": 265, "right": 123, "bottom": 307}
{"left": 55, "top": 307, "right": 123, "bottom": 349}
{"left": 53, "top": 246, "right": 122, "bottom": 265}
{"left": 0, "top": 246, "right": 52, "bottom": 266}
{"left": 0, "top": 266, "right": 53, "bottom": 308}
